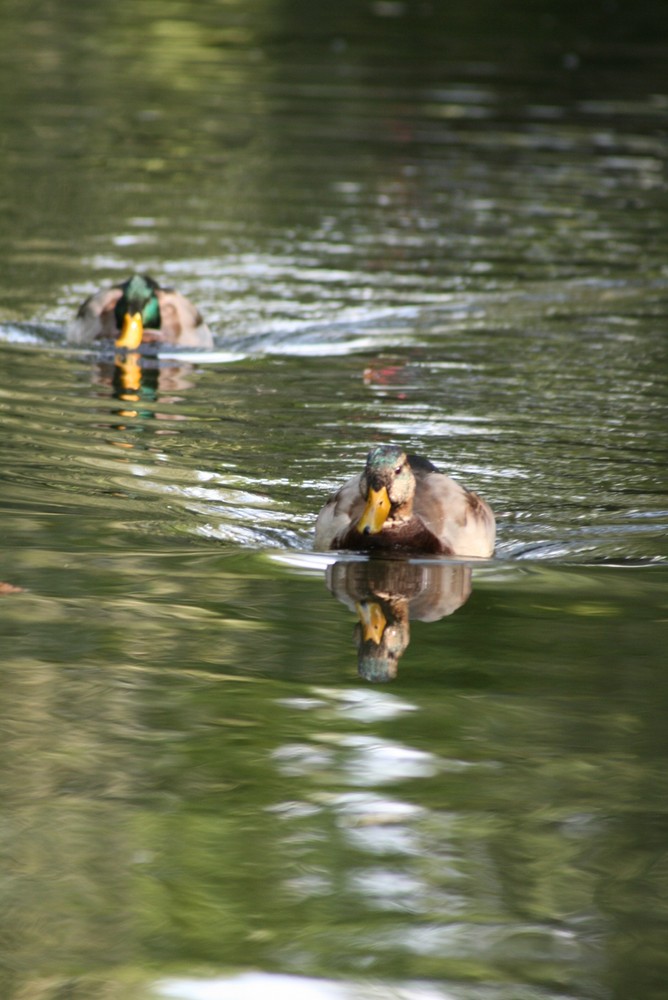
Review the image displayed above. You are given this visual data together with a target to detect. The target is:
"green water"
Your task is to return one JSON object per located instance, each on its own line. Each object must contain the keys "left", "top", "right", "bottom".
{"left": 0, "top": 1, "right": 667, "bottom": 998}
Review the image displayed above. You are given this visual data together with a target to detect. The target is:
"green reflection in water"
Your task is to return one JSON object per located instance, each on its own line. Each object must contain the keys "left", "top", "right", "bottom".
{"left": 0, "top": 556, "right": 667, "bottom": 996}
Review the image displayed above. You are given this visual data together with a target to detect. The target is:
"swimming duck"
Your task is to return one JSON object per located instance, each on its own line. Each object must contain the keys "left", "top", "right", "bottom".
{"left": 314, "top": 444, "right": 495, "bottom": 557}
{"left": 68, "top": 274, "right": 213, "bottom": 349}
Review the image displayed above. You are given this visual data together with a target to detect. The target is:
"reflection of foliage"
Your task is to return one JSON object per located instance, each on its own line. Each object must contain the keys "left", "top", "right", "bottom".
{"left": 5, "top": 0, "right": 668, "bottom": 322}
{"left": 0, "top": 558, "right": 667, "bottom": 995}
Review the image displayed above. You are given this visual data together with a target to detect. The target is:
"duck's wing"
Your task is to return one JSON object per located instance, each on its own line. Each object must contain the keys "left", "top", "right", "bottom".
{"left": 314, "top": 474, "right": 365, "bottom": 551}
{"left": 67, "top": 286, "right": 123, "bottom": 343}
{"left": 414, "top": 471, "right": 496, "bottom": 558}
{"left": 156, "top": 288, "right": 213, "bottom": 348}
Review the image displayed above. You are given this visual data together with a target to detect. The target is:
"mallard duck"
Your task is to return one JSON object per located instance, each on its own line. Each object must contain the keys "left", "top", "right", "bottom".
{"left": 68, "top": 274, "right": 213, "bottom": 349}
{"left": 314, "top": 444, "right": 495, "bottom": 557}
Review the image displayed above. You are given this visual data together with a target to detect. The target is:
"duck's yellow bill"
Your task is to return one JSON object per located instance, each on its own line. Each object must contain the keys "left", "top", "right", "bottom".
{"left": 355, "top": 601, "right": 387, "bottom": 645}
{"left": 115, "top": 312, "right": 144, "bottom": 350}
{"left": 357, "top": 485, "right": 391, "bottom": 534}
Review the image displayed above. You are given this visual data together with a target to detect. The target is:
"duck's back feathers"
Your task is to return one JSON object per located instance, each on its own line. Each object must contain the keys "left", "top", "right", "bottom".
{"left": 155, "top": 287, "right": 213, "bottom": 348}
{"left": 412, "top": 471, "right": 495, "bottom": 558}
{"left": 69, "top": 286, "right": 124, "bottom": 344}
{"left": 407, "top": 454, "right": 440, "bottom": 476}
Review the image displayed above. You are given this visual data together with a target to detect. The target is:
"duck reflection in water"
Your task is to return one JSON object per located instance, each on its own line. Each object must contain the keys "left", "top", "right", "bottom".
{"left": 326, "top": 557, "right": 472, "bottom": 682}
{"left": 92, "top": 354, "right": 196, "bottom": 428}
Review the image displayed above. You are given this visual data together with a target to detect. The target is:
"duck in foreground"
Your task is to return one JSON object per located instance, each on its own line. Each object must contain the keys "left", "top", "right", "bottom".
{"left": 68, "top": 274, "right": 213, "bottom": 349}
{"left": 314, "top": 444, "right": 495, "bottom": 557}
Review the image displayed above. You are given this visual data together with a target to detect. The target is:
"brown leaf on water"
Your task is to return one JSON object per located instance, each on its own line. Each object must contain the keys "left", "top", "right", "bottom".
{"left": 0, "top": 582, "right": 24, "bottom": 595}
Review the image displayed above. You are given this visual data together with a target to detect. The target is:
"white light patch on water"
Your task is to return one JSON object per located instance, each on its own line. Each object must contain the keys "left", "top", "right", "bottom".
{"left": 156, "top": 973, "right": 349, "bottom": 1000}
{"left": 339, "top": 735, "right": 438, "bottom": 785}
{"left": 366, "top": 419, "right": 497, "bottom": 438}
{"left": 112, "top": 232, "right": 155, "bottom": 246}
{"left": 158, "top": 349, "right": 247, "bottom": 364}
{"left": 0, "top": 324, "right": 62, "bottom": 345}
{"left": 269, "top": 550, "right": 345, "bottom": 574}
{"left": 157, "top": 975, "right": 467, "bottom": 1000}
{"left": 313, "top": 686, "right": 417, "bottom": 720}
{"left": 259, "top": 335, "right": 406, "bottom": 356}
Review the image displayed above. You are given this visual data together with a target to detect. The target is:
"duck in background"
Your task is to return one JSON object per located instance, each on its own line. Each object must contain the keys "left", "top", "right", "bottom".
{"left": 314, "top": 444, "right": 495, "bottom": 557}
{"left": 68, "top": 274, "right": 213, "bottom": 349}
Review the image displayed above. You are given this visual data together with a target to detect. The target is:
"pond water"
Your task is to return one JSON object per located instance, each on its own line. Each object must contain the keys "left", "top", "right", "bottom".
{"left": 0, "top": 1, "right": 667, "bottom": 998}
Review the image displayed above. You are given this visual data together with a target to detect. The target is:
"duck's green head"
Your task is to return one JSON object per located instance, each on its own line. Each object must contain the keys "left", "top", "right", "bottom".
{"left": 357, "top": 445, "right": 414, "bottom": 534}
{"left": 114, "top": 275, "right": 161, "bottom": 349}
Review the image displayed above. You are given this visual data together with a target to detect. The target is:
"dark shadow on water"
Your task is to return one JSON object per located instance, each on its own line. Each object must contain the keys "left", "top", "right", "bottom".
{"left": 326, "top": 557, "right": 472, "bottom": 682}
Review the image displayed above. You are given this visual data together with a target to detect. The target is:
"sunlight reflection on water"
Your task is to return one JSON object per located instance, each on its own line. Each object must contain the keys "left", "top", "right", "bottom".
{"left": 156, "top": 970, "right": 577, "bottom": 1000}
{"left": 157, "top": 973, "right": 349, "bottom": 1000}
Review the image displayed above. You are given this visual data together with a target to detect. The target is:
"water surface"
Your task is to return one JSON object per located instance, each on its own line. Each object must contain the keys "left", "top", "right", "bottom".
{"left": 0, "top": 1, "right": 667, "bottom": 998}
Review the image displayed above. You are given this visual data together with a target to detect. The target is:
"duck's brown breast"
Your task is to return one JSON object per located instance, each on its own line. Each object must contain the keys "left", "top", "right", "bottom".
{"left": 337, "top": 517, "right": 451, "bottom": 555}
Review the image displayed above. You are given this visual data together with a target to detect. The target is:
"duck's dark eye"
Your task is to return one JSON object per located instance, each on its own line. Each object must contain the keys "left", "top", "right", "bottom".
{"left": 394, "top": 465, "right": 403, "bottom": 475}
